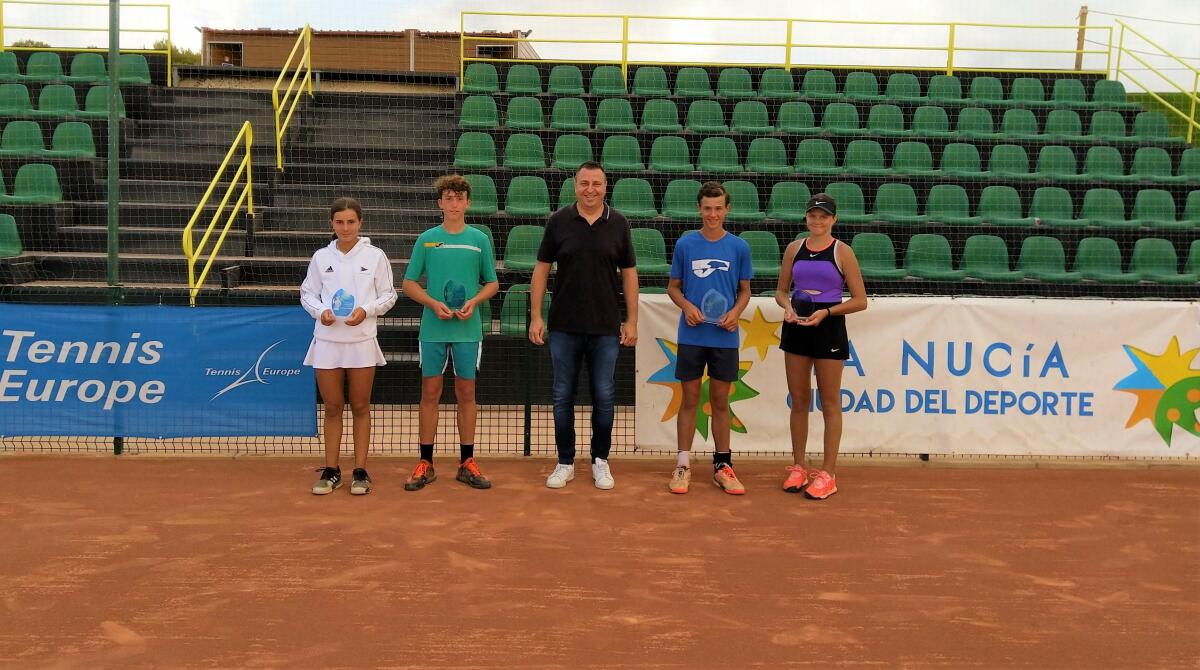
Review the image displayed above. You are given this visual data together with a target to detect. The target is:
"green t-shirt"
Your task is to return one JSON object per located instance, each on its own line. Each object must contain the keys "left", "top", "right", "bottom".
{"left": 404, "top": 224, "right": 498, "bottom": 342}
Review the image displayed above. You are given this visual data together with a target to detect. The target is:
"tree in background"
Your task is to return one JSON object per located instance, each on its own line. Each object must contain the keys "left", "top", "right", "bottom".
{"left": 153, "top": 38, "right": 200, "bottom": 65}
{"left": 11, "top": 39, "right": 51, "bottom": 48}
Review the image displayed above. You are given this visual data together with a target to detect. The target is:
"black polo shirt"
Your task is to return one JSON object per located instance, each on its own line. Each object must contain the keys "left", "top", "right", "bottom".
{"left": 537, "top": 203, "right": 636, "bottom": 335}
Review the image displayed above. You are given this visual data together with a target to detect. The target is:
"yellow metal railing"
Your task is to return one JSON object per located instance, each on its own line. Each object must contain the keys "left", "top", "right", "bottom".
{"left": 272, "top": 24, "right": 313, "bottom": 171}
{"left": 1113, "top": 20, "right": 1199, "bottom": 144}
{"left": 0, "top": 0, "right": 172, "bottom": 86}
{"left": 183, "top": 121, "right": 254, "bottom": 307}
{"left": 459, "top": 12, "right": 1113, "bottom": 85}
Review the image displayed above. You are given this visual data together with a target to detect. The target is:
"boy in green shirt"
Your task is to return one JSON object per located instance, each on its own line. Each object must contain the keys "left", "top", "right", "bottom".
{"left": 402, "top": 174, "right": 500, "bottom": 490}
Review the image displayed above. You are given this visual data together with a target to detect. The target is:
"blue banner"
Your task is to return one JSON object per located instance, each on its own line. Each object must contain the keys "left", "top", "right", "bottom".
{"left": 0, "top": 305, "right": 316, "bottom": 437}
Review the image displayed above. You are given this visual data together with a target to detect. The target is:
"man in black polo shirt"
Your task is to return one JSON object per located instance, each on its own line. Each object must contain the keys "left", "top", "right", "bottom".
{"left": 529, "top": 161, "right": 639, "bottom": 490}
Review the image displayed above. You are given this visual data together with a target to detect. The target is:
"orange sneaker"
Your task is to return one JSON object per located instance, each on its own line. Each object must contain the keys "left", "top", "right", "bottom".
{"left": 783, "top": 464, "right": 809, "bottom": 493}
{"left": 456, "top": 457, "right": 491, "bottom": 489}
{"left": 804, "top": 469, "right": 837, "bottom": 499}
{"left": 712, "top": 463, "right": 746, "bottom": 495}
{"left": 404, "top": 459, "right": 437, "bottom": 491}
{"left": 668, "top": 465, "right": 691, "bottom": 494}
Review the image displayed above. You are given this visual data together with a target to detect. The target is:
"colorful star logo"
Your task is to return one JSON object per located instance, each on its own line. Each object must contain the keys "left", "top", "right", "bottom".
{"left": 1114, "top": 337, "right": 1200, "bottom": 445}
{"left": 738, "top": 305, "right": 782, "bottom": 361}
{"left": 647, "top": 338, "right": 761, "bottom": 439}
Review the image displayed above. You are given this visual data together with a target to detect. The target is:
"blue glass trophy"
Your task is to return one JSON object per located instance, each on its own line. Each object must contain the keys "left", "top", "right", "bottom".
{"left": 331, "top": 288, "right": 356, "bottom": 317}
{"left": 790, "top": 291, "right": 814, "bottom": 318}
{"left": 700, "top": 288, "right": 729, "bottom": 325}
{"left": 443, "top": 279, "right": 468, "bottom": 311}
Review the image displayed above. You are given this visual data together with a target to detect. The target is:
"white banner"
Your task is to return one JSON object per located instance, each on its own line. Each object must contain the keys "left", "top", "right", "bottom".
{"left": 635, "top": 295, "right": 1200, "bottom": 457}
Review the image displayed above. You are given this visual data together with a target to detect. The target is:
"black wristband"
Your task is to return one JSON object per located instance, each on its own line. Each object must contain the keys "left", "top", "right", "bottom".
{"left": 825, "top": 308, "right": 833, "bottom": 318}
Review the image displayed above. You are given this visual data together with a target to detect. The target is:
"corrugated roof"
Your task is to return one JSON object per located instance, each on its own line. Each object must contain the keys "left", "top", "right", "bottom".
{"left": 200, "top": 27, "right": 520, "bottom": 38}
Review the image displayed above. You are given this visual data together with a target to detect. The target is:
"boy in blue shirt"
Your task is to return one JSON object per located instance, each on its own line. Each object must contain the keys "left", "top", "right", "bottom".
{"left": 665, "top": 181, "right": 753, "bottom": 495}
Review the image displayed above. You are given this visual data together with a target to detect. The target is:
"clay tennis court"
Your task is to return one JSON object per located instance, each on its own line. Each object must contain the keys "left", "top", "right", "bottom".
{"left": 1, "top": 455, "right": 1197, "bottom": 668}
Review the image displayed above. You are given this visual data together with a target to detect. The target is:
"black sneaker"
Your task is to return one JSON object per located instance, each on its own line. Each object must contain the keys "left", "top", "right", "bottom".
{"left": 455, "top": 457, "right": 492, "bottom": 489}
{"left": 311, "top": 466, "right": 342, "bottom": 495}
{"left": 404, "top": 460, "right": 437, "bottom": 491}
{"left": 350, "top": 468, "right": 371, "bottom": 495}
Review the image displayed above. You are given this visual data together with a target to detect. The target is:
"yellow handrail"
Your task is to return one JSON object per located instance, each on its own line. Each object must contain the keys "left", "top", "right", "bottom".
{"left": 272, "top": 24, "right": 313, "bottom": 171}
{"left": 183, "top": 121, "right": 254, "bottom": 307}
{"left": 1112, "top": 20, "right": 1199, "bottom": 144}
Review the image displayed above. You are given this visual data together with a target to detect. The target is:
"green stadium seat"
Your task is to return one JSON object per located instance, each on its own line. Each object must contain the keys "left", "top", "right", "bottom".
{"left": 460, "top": 95, "right": 498, "bottom": 129}
{"left": 504, "top": 64, "right": 541, "bottom": 94}
{"left": 1000, "top": 108, "right": 1040, "bottom": 139}
{"left": 685, "top": 99, "right": 728, "bottom": 132}
{"left": 464, "top": 174, "right": 497, "bottom": 215}
{"left": 873, "top": 183, "right": 927, "bottom": 224}
{"left": 33, "top": 84, "right": 79, "bottom": 117}
{"left": 758, "top": 68, "right": 796, "bottom": 99}
{"left": 776, "top": 101, "right": 818, "bottom": 134}
{"left": 552, "top": 134, "right": 592, "bottom": 170}
{"left": 1051, "top": 79, "right": 1087, "bottom": 107}
{"left": 1018, "top": 236, "right": 1081, "bottom": 282}
{"left": 1133, "top": 189, "right": 1183, "bottom": 229}
{"left": 1009, "top": 78, "right": 1047, "bottom": 106}
{"left": 905, "top": 233, "right": 965, "bottom": 280}
{"left": 927, "top": 75, "right": 963, "bottom": 103}
{"left": 117, "top": 54, "right": 152, "bottom": 85}
{"left": 885, "top": 73, "right": 926, "bottom": 102}
{"left": 794, "top": 138, "right": 839, "bottom": 175}
{"left": 1131, "top": 238, "right": 1198, "bottom": 284}
{"left": 0, "top": 213, "right": 20, "bottom": 258}
{"left": 1079, "top": 188, "right": 1132, "bottom": 228}
{"left": 453, "top": 132, "right": 496, "bottom": 169}
{"left": 740, "top": 230, "right": 780, "bottom": 275}
{"left": 866, "top": 103, "right": 910, "bottom": 137}
{"left": 766, "top": 182, "right": 811, "bottom": 222}
{"left": 1029, "top": 186, "right": 1082, "bottom": 228}
{"left": 0, "top": 52, "right": 19, "bottom": 82}
{"left": 892, "top": 141, "right": 939, "bottom": 177}
{"left": 1132, "top": 111, "right": 1173, "bottom": 141}
{"left": 926, "top": 184, "right": 981, "bottom": 226}
{"left": 595, "top": 97, "right": 636, "bottom": 131}
{"left": 663, "top": 179, "right": 702, "bottom": 220}
{"left": 911, "top": 105, "right": 952, "bottom": 138}
{"left": 1086, "top": 111, "right": 1127, "bottom": 141}
{"left": 499, "top": 284, "right": 549, "bottom": 336}
{"left": 0, "top": 163, "right": 62, "bottom": 204}
{"left": 1186, "top": 191, "right": 1200, "bottom": 225}
{"left": 1091, "top": 80, "right": 1137, "bottom": 109}
{"left": 550, "top": 97, "right": 589, "bottom": 131}
{"left": 632, "top": 228, "right": 671, "bottom": 275}
{"left": 697, "top": 137, "right": 741, "bottom": 173}
{"left": 22, "top": 52, "right": 64, "bottom": 81}
{"left": 1081, "top": 146, "right": 1128, "bottom": 182}
{"left": 800, "top": 69, "right": 838, "bottom": 99}
{"left": 470, "top": 223, "right": 496, "bottom": 253}
{"left": 548, "top": 65, "right": 584, "bottom": 95}
{"left": 968, "top": 76, "right": 1006, "bottom": 104}
{"left": 48, "top": 120, "right": 100, "bottom": 159}
{"left": 641, "top": 98, "right": 682, "bottom": 132}
{"left": 823, "top": 182, "right": 872, "bottom": 224}
{"left": 723, "top": 180, "right": 763, "bottom": 221}
{"left": 978, "top": 185, "right": 1034, "bottom": 227}
{"left": 940, "top": 142, "right": 988, "bottom": 179}
{"left": 745, "top": 137, "right": 790, "bottom": 174}
{"left": 988, "top": 144, "right": 1033, "bottom": 179}
{"left": 843, "top": 71, "right": 882, "bottom": 101}
{"left": 821, "top": 102, "right": 860, "bottom": 134}
{"left": 640, "top": 286, "right": 668, "bottom": 294}
{"left": 601, "top": 135, "right": 645, "bottom": 172}
{"left": 731, "top": 100, "right": 773, "bottom": 133}
{"left": 504, "top": 179, "right": 550, "bottom": 218}
{"left": 505, "top": 96, "right": 544, "bottom": 129}
{"left": 66, "top": 53, "right": 107, "bottom": 83}
{"left": 843, "top": 139, "right": 893, "bottom": 176}
{"left": 612, "top": 178, "right": 658, "bottom": 219}
{"left": 954, "top": 107, "right": 999, "bottom": 139}
{"left": 1188, "top": 238, "right": 1200, "bottom": 273}
{"left": 674, "top": 67, "right": 713, "bottom": 97}
{"left": 590, "top": 65, "right": 626, "bottom": 95}
{"left": 557, "top": 177, "right": 576, "bottom": 209}
{"left": 632, "top": 66, "right": 670, "bottom": 97}
{"left": 78, "top": 85, "right": 125, "bottom": 118}
{"left": 851, "top": 232, "right": 907, "bottom": 279}
{"left": 1177, "top": 148, "right": 1200, "bottom": 181}
{"left": 648, "top": 135, "right": 692, "bottom": 172}
{"left": 1043, "top": 109, "right": 1084, "bottom": 140}
{"left": 1131, "top": 147, "right": 1184, "bottom": 184}
{"left": 463, "top": 63, "right": 499, "bottom": 93}
{"left": 1034, "top": 145, "right": 1085, "bottom": 182}
{"left": 0, "top": 120, "right": 45, "bottom": 157}
{"left": 0, "top": 84, "right": 32, "bottom": 114}
{"left": 1073, "top": 237, "right": 1140, "bottom": 283}
{"left": 502, "top": 133, "right": 545, "bottom": 169}
{"left": 961, "top": 235, "right": 1023, "bottom": 281}
{"left": 717, "top": 67, "right": 754, "bottom": 98}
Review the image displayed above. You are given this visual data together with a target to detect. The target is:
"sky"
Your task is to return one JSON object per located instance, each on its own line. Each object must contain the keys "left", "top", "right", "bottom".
{"left": 14, "top": 0, "right": 1199, "bottom": 89}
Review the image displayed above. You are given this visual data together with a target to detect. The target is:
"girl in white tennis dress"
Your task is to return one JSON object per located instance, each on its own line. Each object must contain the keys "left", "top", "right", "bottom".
{"left": 300, "top": 198, "right": 397, "bottom": 496}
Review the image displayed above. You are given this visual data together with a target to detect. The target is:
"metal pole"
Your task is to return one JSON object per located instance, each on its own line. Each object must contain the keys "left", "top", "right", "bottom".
{"left": 1189, "top": 71, "right": 1198, "bottom": 144}
{"left": 108, "top": 0, "right": 124, "bottom": 455}
{"left": 1075, "top": 6, "right": 1087, "bottom": 71}
{"left": 946, "top": 23, "right": 956, "bottom": 75}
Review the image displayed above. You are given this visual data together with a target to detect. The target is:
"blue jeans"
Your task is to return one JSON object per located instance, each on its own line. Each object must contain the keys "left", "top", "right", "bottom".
{"left": 548, "top": 331, "right": 619, "bottom": 464}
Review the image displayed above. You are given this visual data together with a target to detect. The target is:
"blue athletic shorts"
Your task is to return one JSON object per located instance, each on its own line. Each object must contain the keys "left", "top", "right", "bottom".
{"left": 419, "top": 340, "right": 481, "bottom": 379}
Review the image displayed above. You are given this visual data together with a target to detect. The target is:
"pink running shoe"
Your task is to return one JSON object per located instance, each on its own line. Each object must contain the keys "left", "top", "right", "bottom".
{"left": 783, "top": 464, "right": 809, "bottom": 493}
{"left": 804, "top": 469, "right": 837, "bottom": 499}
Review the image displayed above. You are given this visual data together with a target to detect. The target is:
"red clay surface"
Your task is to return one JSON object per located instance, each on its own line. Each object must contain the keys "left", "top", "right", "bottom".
{"left": 1, "top": 455, "right": 1198, "bottom": 669}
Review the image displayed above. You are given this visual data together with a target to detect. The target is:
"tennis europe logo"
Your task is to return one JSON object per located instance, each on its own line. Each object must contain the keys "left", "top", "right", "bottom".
{"left": 1114, "top": 337, "right": 1200, "bottom": 446}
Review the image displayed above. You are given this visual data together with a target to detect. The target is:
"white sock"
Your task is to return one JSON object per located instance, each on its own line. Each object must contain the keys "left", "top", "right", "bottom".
{"left": 676, "top": 451, "right": 690, "bottom": 467}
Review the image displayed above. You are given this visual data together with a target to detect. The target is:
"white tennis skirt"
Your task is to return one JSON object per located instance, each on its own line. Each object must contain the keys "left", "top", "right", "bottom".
{"left": 303, "top": 338, "right": 387, "bottom": 369}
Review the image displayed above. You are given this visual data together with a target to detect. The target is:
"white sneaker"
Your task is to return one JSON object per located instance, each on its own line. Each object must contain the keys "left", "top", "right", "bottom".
{"left": 546, "top": 463, "right": 575, "bottom": 489}
{"left": 591, "top": 458, "right": 615, "bottom": 490}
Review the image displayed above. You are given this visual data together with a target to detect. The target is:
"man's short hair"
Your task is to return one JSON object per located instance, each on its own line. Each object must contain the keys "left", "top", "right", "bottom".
{"left": 434, "top": 174, "right": 472, "bottom": 198}
{"left": 697, "top": 180, "right": 730, "bottom": 206}
{"left": 576, "top": 161, "right": 607, "bottom": 179}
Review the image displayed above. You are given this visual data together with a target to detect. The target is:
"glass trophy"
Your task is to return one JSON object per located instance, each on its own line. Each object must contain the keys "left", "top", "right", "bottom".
{"left": 331, "top": 288, "right": 356, "bottom": 317}
{"left": 700, "top": 288, "right": 729, "bottom": 325}
{"left": 790, "top": 291, "right": 814, "bottom": 319}
{"left": 443, "top": 279, "right": 468, "bottom": 311}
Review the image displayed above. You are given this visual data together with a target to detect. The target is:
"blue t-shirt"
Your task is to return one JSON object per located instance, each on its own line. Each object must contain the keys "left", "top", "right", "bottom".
{"left": 670, "top": 230, "right": 753, "bottom": 348}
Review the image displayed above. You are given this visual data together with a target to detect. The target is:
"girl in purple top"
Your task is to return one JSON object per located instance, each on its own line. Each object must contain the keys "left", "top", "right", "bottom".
{"left": 774, "top": 193, "right": 867, "bottom": 500}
